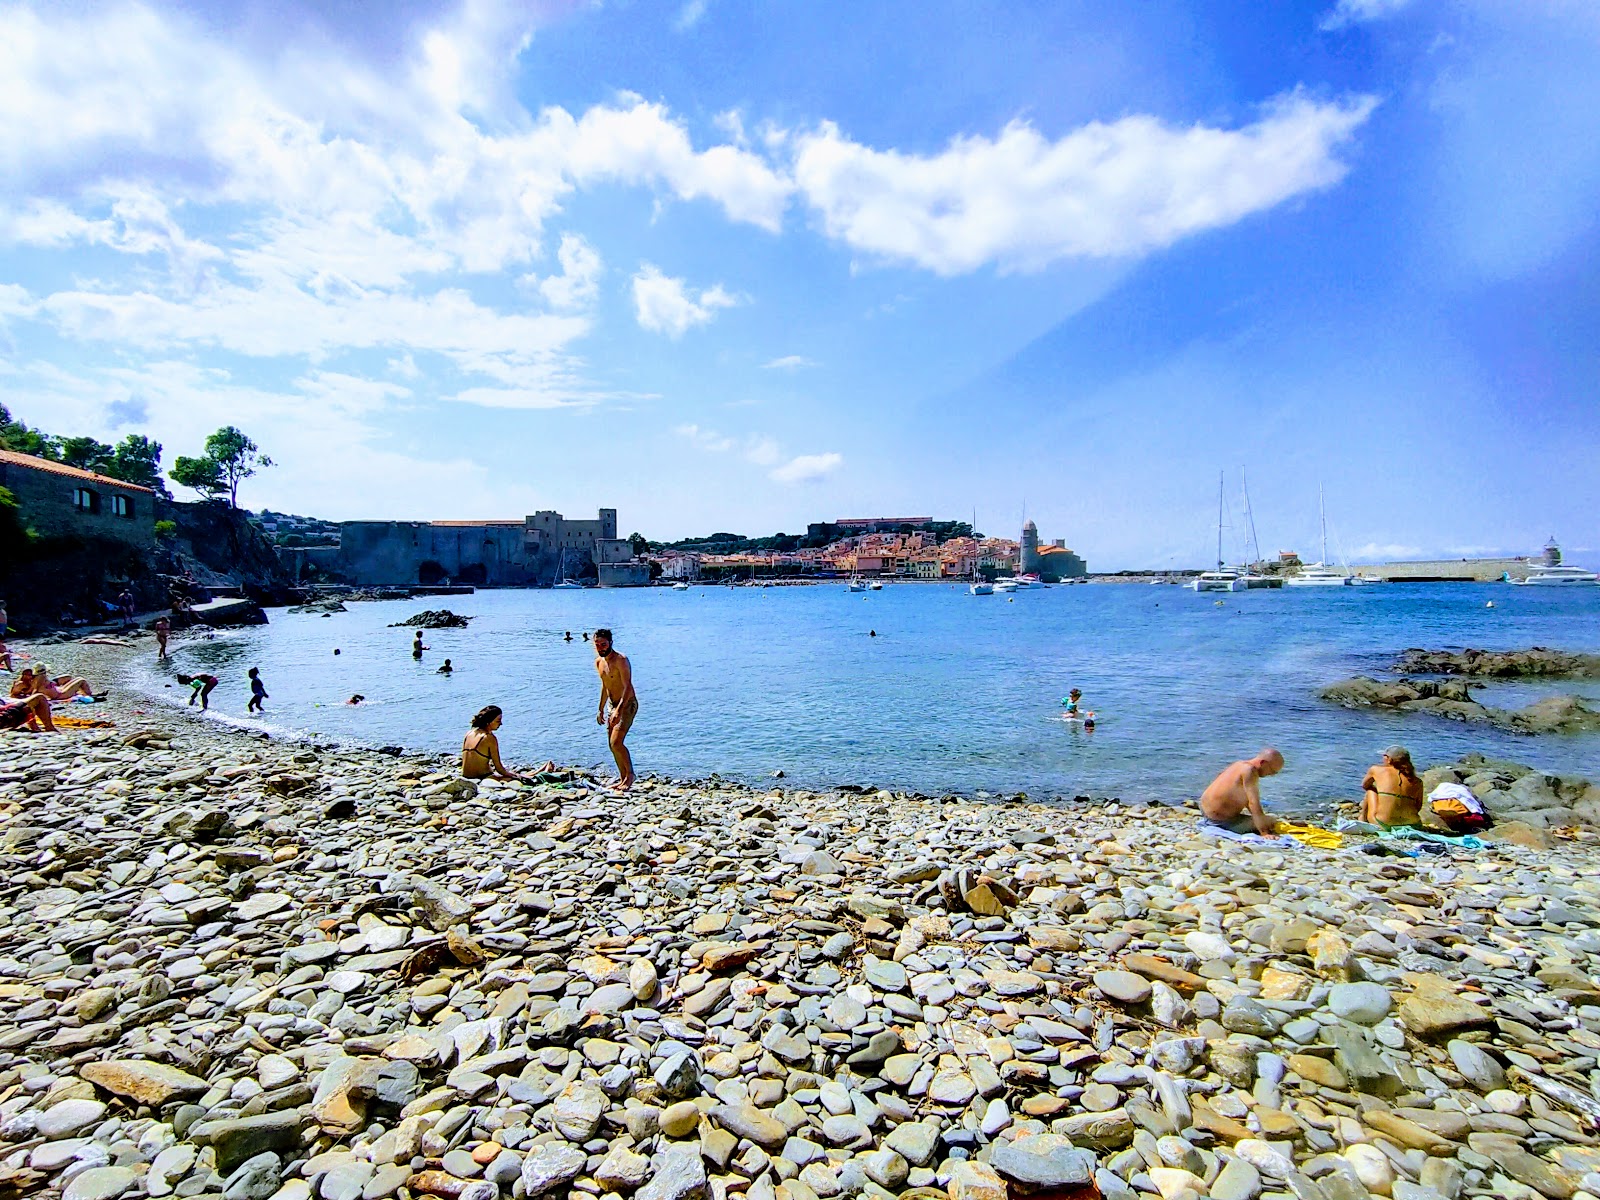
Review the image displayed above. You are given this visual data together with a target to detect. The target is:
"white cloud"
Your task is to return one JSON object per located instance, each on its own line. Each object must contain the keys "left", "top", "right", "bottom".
{"left": 1350, "top": 542, "right": 1423, "bottom": 560}
{"left": 762, "top": 354, "right": 817, "bottom": 370}
{"left": 791, "top": 90, "right": 1378, "bottom": 274}
{"left": 676, "top": 422, "right": 737, "bottom": 453}
{"left": 535, "top": 233, "right": 603, "bottom": 311}
{"left": 633, "top": 265, "right": 740, "bottom": 337}
{"left": 673, "top": 0, "right": 710, "bottom": 33}
{"left": 675, "top": 424, "right": 789, "bottom": 470}
{"left": 1318, "top": 0, "right": 1414, "bottom": 32}
{"left": 770, "top": 451, "right": 842, "bottom": 485}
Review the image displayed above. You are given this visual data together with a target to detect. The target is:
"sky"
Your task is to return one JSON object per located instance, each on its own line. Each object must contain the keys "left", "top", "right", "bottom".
{"left": 1, "top": 0, "right": 1597, "bottom": 569}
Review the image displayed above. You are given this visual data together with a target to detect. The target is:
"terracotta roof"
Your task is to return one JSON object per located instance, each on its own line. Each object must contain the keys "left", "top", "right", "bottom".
{"left": 0, "top": 449, "right": 155, "bottom": 494}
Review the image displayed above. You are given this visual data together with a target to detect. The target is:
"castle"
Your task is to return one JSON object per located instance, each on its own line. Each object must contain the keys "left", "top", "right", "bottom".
{"left": 1019, "top": 519, "right": 1087, "bottom": 580}
{"left": 292, "top": 509, "right": 647, "bottom": 588}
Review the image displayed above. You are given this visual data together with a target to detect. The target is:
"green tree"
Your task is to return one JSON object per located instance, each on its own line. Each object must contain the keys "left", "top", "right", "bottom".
{"left": 107, "top": 435, "right": 167, "bottom": 494}
{"left": 628, "top": 531, "right": 649, "bottom": 556}
{"left": 0, "top": 485, "right": 29, "bottom": 560}
{"left": 170, "top": 426, "right": 273, "bottom": 508}
{"left": 0, "top": 404, "right": 56, "bottom": 459}
{"left": 57, "top": 436, "right": 115, "bottom": 474}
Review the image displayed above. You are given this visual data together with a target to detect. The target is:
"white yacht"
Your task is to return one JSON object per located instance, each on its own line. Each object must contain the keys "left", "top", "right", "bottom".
{"left": 1522, "top": 566, "right": 1599, "bottom": 585}
{"left": 1285, "top": 486, "right": 1353, "bottom": 587}
{"left": 968, "top": 580, "right": 994, "bottom": 596}
{"left": 869, "top": 580, "right": 884, "bottom": 591}
{"left": 1191, "top": 570, "right": 1246, "bottom": 592}
{"left": 671, "top": 581, "right": 690, "bottom": 591}
{"left": 994, "top": 578, "right": 1019, "bottom": 593}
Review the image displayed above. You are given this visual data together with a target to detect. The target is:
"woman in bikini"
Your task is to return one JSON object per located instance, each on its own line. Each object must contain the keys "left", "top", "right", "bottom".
{"left": 462, "top": 705, "right": 554, "bottom": 782}
{"left": 29, "top": 666, "right": 96, "bottom": 701}
{"left": 1361, "top": 744, "right": 1424, "bottom": 828}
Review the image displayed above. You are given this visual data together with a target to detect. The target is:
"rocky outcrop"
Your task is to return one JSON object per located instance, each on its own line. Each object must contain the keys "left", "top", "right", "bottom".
{"left": 1396, "top": 646, "right": 1600, "bottom": 677}
{"left": 1320, "top": 675, "right": 1600, "bottom": 733}
{"left": 1424, "top": 752, "right": 1600, "bottom": 833}
{"left": 389, "top": 609, "right": 470, "bottom": 629}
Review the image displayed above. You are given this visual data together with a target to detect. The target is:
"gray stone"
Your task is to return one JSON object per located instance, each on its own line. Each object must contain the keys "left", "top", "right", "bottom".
{"left": 63, "top": 1167, "right": 139, "bottom": 1200}
{"left": 1328, "top": 982, "right": 1392, "bottom": 1026}
{"left": 1447, "top": 1039, "right": 1506, "bottom": 1093}
{"left": 989, "top": 1142, "right": 1093, "bottom": 1188}
{"left": 520, "top": 1142, "right": 588, "bottom": 1196}
{"left": 37, "top": 1098, "right": 108, "bottom": 1138}
{"left": 884, "top": 1122, "right": 939, "bottom": 1167}
{"left": 636, "top": 1147, "right": 708, "bottom": 1200}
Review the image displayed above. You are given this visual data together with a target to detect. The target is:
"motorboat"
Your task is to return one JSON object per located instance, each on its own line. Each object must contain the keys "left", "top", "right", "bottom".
{"left": 1520, "top": 565, "right": 1598, "bottom": 586}
{"left": 968, "top": 581, "right": 994, "bottom": 596}
{"left": 1190, "top": 570, "right": 1245, "bottom": 592}
{"left": 1013, "top": 574, "right": 1046, "bottom": 589}
{"left": 671, "top": 582, "right": 690, "bottom": 591}
{"left": 994, "top": 578, "right": 1019, "bottom": 593}
{"left": 1351, "top": 573, "right": 1385, "bottom": 586}
{"left": 869, "top": 580, "right": 884, "bottom": 591}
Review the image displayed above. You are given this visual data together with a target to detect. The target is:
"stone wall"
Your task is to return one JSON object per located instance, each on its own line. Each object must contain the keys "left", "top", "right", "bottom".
{"left": 0, "top": 451, "right": 155, "bottom": 549}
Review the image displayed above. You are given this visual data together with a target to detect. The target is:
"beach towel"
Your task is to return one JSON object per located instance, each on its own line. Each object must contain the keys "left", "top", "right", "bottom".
{"left": 52, "top": 715, "right": 116, "bottom": 729}
{"left": 1378, "top": 827, "right": 1487, "bottom": 851}
{"left": 1196, "top": 822, "right": 1296, "bottom": 847}
{"left": 1274, "top": 820, "right": 1344, "bottom": 849}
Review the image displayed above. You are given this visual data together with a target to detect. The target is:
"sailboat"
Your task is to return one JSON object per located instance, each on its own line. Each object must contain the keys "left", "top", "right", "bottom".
{"left": 1285, "top": 486, "right": 1353, "bottom": 587}
{"left": 1191, "top": 473, "right": 1246, "bottom": 592}
{"left": 1235, "top": 470, "right": 1280, "bottom": 587}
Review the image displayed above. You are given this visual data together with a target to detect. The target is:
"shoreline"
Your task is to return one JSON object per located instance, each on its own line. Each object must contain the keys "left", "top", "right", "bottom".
{"left": 6, "top": 635, "right": 1600, "bottom": 1200}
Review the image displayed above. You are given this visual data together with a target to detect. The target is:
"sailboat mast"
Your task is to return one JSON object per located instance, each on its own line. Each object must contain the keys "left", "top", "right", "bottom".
{"left": 1319, "top": 485, "right": 1328, "bottom": 565}
{"left": 1216, "top": 472, "right": 1225, "bottom": 572}
{"left": 1241, "top": 468, "right": 1262, "bottom": 567}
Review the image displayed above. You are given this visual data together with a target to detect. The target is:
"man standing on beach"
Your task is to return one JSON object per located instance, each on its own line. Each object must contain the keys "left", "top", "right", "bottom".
{"left": 1199, "top": 749, "right": 1284, "bottom": 835}
{"left": 593, "top": 628, "right": 637, "bottom": 792}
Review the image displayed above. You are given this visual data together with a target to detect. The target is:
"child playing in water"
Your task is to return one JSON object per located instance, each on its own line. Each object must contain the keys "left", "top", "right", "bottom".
{"left": 176, "top": 673, "right": 218, "bottom": 709}
{"left": 247, "top": 667, "right": 268, "bottom": 713}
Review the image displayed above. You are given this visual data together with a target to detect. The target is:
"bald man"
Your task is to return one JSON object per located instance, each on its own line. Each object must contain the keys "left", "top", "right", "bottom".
{"left": 1199, "top": 749, "right": 1284, "bottom": 835}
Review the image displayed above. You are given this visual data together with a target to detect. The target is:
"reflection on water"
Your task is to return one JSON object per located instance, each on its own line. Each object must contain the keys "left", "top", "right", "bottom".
{"left": 129, "top": 583, "right": 1600, "bottom": 812}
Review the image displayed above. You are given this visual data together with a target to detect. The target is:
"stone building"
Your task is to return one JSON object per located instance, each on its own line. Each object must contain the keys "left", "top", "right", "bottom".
{"left": 0, "top": 450, "right": 156, "bottom": 548}
{"left": 1019, "top": 519, "right": 1086, "bottom": 580}
{"left": 319, "top": 508, "right": 645, "bottom": 587}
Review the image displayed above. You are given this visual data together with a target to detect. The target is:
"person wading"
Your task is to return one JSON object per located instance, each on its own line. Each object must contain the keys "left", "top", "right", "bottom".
{"left": 593, "top": 628, "right": 637, "bottom": 792}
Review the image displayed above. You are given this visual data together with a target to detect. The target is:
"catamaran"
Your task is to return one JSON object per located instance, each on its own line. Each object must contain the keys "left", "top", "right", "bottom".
{"left": 1192, "top": 473, "right": 1246, "bottom": 591}
{"left": 1285, "top": 486, "right": 1353, "bottom": 587}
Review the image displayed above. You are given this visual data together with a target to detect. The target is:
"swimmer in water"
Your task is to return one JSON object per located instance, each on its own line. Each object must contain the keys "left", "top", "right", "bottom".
{"left": 347, "top": 694, "right": 365, "bottom": 705}
{"left": 1062, "top": 687, "right": 1083, "bottom": 716}
{"left": 564, "top": 631, "right": 573, "bottom": 642}
{"left": 412, "top": 630, "right": 427, "bottom": 659}
{"left": 437, "top": 659, "right": 453, "bottom": 674}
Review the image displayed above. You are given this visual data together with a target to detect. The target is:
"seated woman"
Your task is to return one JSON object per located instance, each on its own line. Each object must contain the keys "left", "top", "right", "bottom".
{"left": 0, "top": 693, "right": 56, "bottom": 732}
{"left": 1361, "top": 745, "right": 1424, "bottom": 828}
{"left": 9, "top": 668, "right": 33, "bottom": 698}
{"left": 29, "top": 666, "right": 95, "bottom": 701}
{"left": 462, "top": 705, "right": 553, "bottom": 782}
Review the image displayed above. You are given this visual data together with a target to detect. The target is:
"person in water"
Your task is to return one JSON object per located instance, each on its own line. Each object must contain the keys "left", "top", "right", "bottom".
{"left": 461, "top": 704, "right": 553, "bottom": 781}
{"left": 1062, "top": 687, "right": 1083, "bottom": 715}
{"left": 412, "top": 631, "right": 427, "bottom": 659}
{"left": 594, "top": 628, "right": 637, "bottom": 792}
{"left": 347, "top": 694, "right": 365, "bottom": 706}
{"left": 247, "top": 667, "right": 268, "bottom": 712}
{"left": 1199, "top": 749, "right": 1284, "bottom": 836}
{"left": 437, "top": 659, "right": 453, "bottom": 674}
{"left": 1360, "top": 745, "right": 1424, "bottom": 828}
{"left": 177, "top": 673, "right": 218, "bottom": 709}
{"left": 564, "top": 631, "right": 573, "bottom": 642}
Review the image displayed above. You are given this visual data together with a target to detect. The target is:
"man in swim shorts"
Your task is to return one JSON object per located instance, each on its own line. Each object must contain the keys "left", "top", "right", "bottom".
{"left": 0, "top": 693, "right": 56, "bottom": 731}
{"left": 1199, "top": 748, "right": 1284, "bottom": 835}
{"left": 594, "top": 628, "right": 637, "bottom": 792}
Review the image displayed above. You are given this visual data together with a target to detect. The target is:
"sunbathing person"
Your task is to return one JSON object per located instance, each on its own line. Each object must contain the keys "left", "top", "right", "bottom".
{"left": 462, "top": 705, "right": 553, "bottom": 782}
{"left": 9, "top": 668, "right": 32, "bottom": 698}
{"left": 1361, "top": 745, "right": 1424, "bottom": 828}
{"left": 0, "top": 693, "right": 56, "bottom": 732}
{"left": 1199, "top": 748, "right": 1284, "bottom": 835}
{"left": 30, "top": 667, "right": 95, "bottom": 701}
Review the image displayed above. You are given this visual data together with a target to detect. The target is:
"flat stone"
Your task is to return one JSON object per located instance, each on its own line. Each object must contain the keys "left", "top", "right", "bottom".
{"left": 81, "top": 1059, "right": 209, "bottom": 1106}
{"left": 636, "top": 1147, "right": 708, "bottom": 1200}
{"left": 1094, "top": 970, "right": 1152, "bottom": 1005}
{"left": 1328, "top": 982, "right": 1392, "bottom": 1026}
{"left": 37, "top": 1098, "right": 108, "bottom": 1138}
{"left": 520, "top": 1142, "right": 588, "bottom": 1197}
{"left": 710, "top": 1103, "right": 788, "bottom": 1151}
{"left": 1398, "top": 976, "right": 1493, "bottom": 1039}
{"left": 63, "top": 1167, "right": 138, "bottom": 1200}
{"left": 989, "top": 1140, "right": 1093, "bottom": 1189}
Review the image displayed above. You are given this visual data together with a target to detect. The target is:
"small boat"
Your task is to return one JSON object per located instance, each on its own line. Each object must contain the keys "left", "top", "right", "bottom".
{"left": 671, "top": 582, "right": 690, "bottom": 591}
{"left": 552, "top": 579, "right": 586, "bottom": 590}
{"left": 994, "top": 578, "right": 1019, "bottom": 593}
{"left": 846, "top": 577, "right": 868, "bottom": 592}
{"left": 1013, "top": 574, "right": 1046, "bottom": 589}
{"left": 869, "top": 580, "right": 884, "bottom": 591}
{"left": 968, "top": 581, "right": 994, "bottom": 596}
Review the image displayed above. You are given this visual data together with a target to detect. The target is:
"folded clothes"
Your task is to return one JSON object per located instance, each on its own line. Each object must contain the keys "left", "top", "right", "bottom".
{"left": 1196, "top": 822, "right": 1297, "bottom": 846}
{"left": 1275, "top": 820, "right": 1344, "bottom": 849}
{"left": 1378, "top": 827, "right": 1487, "bottom": 851}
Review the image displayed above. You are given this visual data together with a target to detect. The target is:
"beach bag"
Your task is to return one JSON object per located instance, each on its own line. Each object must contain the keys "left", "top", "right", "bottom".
{"left": 1429, "top": 783, "right": 1491, "bottom": 833}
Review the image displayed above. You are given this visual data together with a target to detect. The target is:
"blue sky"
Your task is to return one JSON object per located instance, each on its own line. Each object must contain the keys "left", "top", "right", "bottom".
{"left": 2, "top": 0, "right": 1596, "bottom": 568}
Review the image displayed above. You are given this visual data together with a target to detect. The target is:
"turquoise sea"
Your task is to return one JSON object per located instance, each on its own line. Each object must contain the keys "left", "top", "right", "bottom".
{"left": 135, "top": 582, "right": 1600, "bottom": 812}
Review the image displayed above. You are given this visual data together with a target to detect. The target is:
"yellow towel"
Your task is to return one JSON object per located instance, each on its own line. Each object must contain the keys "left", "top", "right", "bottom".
{"left": 1276, "top": 820, "right": 1343, "bottom": 849}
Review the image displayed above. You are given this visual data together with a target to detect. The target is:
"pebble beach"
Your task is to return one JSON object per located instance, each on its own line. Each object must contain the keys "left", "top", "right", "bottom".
{"left": 6, "top": 639, "right": 1600, "bottom": 1200}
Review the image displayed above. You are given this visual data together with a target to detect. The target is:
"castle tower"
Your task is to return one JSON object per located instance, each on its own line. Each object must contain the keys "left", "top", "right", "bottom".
{"left": 1020, "top": 519, "right": 1041, "bottom": 575}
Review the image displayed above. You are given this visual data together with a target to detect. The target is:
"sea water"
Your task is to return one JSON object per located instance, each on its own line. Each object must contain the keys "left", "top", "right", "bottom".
{"left": 134, "top": 582, "right": 1600, "bottom": 811}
